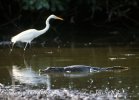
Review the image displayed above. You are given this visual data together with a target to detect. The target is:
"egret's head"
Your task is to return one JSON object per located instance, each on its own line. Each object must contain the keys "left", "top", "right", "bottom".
{"left": 48, "top": 14, "right": 63, "bottom": 21}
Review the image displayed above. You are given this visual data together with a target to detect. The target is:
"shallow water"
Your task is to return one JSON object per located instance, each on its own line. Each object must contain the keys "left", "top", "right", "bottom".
{"left": 0, "top": 46, "right": 139, "bottom": 99}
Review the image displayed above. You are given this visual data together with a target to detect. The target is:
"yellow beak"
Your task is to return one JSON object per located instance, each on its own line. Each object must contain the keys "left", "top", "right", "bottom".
{"left": 56, "top": 16, "right": 64, "bottom": 20}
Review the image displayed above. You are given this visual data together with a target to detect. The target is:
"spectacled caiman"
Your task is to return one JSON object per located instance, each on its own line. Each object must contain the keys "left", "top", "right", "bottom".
{"left": 40, "top": 65, "right": 128, "bottom": 73}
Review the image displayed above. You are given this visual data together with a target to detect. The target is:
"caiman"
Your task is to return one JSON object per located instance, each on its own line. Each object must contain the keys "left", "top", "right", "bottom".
{"left": 40, "top": 65, "right": 128, "bottom": 73}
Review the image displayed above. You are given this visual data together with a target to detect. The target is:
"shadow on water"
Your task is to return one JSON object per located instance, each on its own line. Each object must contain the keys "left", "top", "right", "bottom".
{"left": 0, "top": 46, "right": 139, "bottom": 99}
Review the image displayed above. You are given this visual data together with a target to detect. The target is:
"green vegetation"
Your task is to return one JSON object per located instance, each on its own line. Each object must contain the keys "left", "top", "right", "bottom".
{"left": 0, "top": 0, "right": 139, "bottom": 42}
{"left": 21, "top": 0, "right": 68, "bottom": 11}
{"left": 1, "top": 0, "right": 139, "bottom": 22}
{"left": 20, "top": 0, "right": 139, "bottom": 22}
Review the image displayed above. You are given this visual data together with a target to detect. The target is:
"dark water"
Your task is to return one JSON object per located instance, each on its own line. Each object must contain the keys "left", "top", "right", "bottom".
{"left": 0, "top": 46, "right": 139, "bottom": 99}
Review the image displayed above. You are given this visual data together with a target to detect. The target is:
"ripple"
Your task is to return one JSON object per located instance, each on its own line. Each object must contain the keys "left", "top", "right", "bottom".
{"left": 109, "top": 57, "right": 127, "bottom": 61}
{"left": 0, "top": 86, "right": 129, "bottom": 100}
{"left": 122, "top": 53, "right": 136, "bottom": 56}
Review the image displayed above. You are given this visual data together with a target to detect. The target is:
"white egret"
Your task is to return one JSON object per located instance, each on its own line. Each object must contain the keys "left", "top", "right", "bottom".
{"left": 11, "top": 14, "right": 63, "bottom": 51}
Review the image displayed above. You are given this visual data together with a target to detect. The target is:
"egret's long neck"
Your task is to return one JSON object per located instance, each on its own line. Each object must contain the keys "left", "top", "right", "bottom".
{"left": 38, "top": 17, "right": 51, "bottom": 35}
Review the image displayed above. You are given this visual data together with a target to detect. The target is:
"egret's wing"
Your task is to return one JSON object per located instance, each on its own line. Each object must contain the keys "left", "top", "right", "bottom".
{"left": 11, "top": 29, "right": 37, "bottom": 43}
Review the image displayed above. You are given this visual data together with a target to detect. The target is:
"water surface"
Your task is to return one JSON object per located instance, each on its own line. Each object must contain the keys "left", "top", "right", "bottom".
{"left": 0, "top": 46, "right": 139, "bottom": 99}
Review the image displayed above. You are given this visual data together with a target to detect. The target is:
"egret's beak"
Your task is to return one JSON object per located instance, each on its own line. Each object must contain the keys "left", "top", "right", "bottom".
{"left": 56, "top": 16, "right": 64, "bottom": 20}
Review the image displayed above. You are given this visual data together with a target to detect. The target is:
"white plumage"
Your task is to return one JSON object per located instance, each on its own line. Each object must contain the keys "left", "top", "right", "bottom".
{"left": 11, "top": 14, "right": 63, "bottom": 51}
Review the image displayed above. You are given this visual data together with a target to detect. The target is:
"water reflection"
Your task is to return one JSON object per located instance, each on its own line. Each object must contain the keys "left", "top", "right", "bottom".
{"left": 63, "top": 73, "right": 91, "bottom": 78}
{"left": 12, "top": 66, "right": 50, "bottom": 86}
{"left": 10, "top": 56, "right": 51, "bottom": 90}
{"left": 10, "top": 55, "right": 96, "bottom": 90}
{"left": 0, "top": 46, "right": 139, "bottom": 99}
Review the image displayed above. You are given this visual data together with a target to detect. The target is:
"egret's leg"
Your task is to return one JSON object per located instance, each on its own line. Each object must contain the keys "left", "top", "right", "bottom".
{"left": 24, "top": 42, "right": 28, "bottom": 51}
{"left": 10, "top": 42, "right": 15, "bottom": 52}
{"left": 29, "top": 42, "right": 31, "bottom": 49}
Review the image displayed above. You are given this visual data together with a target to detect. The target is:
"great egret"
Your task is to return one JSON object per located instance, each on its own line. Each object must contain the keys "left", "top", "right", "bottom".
{"left": 11, "top": 14, "right": 63, "bottom": 51}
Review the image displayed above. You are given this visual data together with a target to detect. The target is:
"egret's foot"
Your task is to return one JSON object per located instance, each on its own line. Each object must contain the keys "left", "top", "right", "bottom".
{"left": 9, "top": 49, "right": 13, "bottom": 54}
{"left": 10, "top": 48, "right": 13, "bottom": 52}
